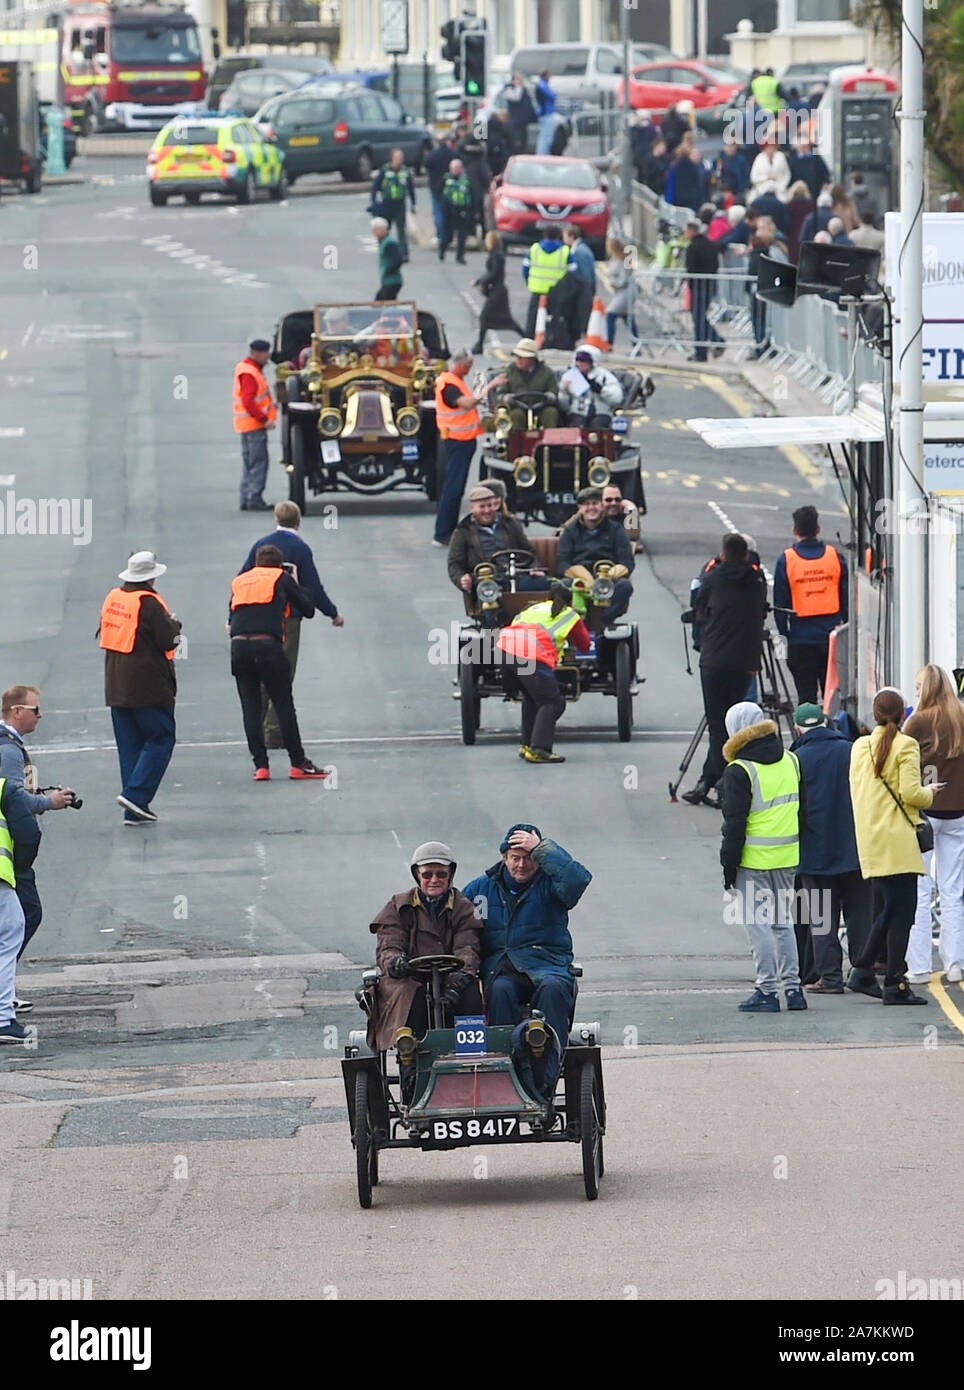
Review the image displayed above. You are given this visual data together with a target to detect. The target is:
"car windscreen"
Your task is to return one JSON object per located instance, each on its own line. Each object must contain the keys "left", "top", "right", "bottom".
{"left": 504, "top": 159, "right": 597, "bottom": 190}
{"left": 698, "top": 62, "right": 745, "bottom": 83}
{"left": 316, "top": 303, "right": 417, "bottom": 343}
{"left": 162, "top": 124, "right": 221, "bottom": 146}
{"left": 111, "top": 24, "right": 201, "bottom": 65}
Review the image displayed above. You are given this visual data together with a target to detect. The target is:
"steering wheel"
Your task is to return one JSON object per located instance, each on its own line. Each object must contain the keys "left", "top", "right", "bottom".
{"left": 488, "top": 549, "right": 535, "bottom": 569}
{"left": 511, "top": 390, "right": 554, "bottom": 409}
{"left": 408, "top": 954, "right": 464, "bottom": 978}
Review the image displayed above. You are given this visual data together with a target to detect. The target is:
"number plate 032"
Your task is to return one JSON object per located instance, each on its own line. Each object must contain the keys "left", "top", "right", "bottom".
{"left": 454, "top": 1015, "right": 486, "bottom": 1054}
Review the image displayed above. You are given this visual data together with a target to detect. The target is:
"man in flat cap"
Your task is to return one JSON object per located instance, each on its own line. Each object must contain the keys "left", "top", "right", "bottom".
{"left": 447, "top": 484, "right": 547, "bottom": 599}
{"left": 556, "top": 486, "right": 634, "bottom": 625}
{"left": 233, "top": 337, "right": 277, "bottom": 512}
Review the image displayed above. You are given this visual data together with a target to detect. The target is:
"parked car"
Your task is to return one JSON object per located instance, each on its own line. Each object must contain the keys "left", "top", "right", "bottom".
{"left": 255, "top": 86, "right": 434, "bottom": 182}
{"left": 778, "top": 62, "right": 832, "bottom": 102}
{"left": 219, "top": 67, "right": 315, "bottom": 117}
{"left": 507, "top": 40, "right": 674, "bottom": 104}
{"left": 205, "top": 52, "right": 334, "bottom": 111}
{"left": 618, "top": 58, "right": 745, "bottom": 128}
{"left": 485, "top": 154, "right": 610, "bottom": 255}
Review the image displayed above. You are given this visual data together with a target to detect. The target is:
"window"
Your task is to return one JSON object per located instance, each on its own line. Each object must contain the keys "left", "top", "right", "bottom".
{"left": 163, "top": 124, "right": 222, "bottom": 145}
{"left": 277, "top": 99, "right": 315, "bottom": 128}
{"left": 797, "top": 0, "right": 851, "bottom": 18}
{"left": 357, "top": 93, "right": 382, "bottom": 121}
{"left": 504, "top": 158, "right": 597, "bottom": 189}
{"left": 638, "top": 66, "right": 671, "bottom": 82}
{"left": 669, "top": 67, "right": 698, "bottom": 85}
{"left": 343, "top": 97, "right": 363, "bottom": 122}
{"left": 111, "top": 24, "right": 201, "bottom": 65}
{"left": 554, "top": 47, "right": 589, "bottom": 76}
{"left": 232, "top": 124, "right": 250, "bottom": 144}
{"left": 377, "top": 94, "right": 404, "bottom": 123}
{"left": 595, "top": 49, "right": 621, "bottom": 77}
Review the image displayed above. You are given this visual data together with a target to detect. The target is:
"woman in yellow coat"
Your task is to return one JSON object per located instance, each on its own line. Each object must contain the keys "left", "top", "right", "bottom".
{"left": 847, "top": 688, "right": 941, "bottom": 1003}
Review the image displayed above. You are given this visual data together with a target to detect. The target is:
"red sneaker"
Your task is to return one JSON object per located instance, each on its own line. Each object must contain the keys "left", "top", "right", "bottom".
{"left": 253, "top": 767, "right": 270, "bottom": 781}
{"left": 290, "top": 761, "right": 329, "bottom": 780}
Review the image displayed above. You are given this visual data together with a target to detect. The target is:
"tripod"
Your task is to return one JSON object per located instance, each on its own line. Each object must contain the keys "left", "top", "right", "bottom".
{"left": 668, "top": 630, "right": 798, "bottom": 802}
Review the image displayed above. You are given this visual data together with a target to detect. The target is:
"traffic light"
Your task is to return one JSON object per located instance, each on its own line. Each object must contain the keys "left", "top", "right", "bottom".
{"left": 462, "top": 28, "right": 487, "bottom": 99}
{"left": 440, "top": 18, "right": 460, "bottom": 63}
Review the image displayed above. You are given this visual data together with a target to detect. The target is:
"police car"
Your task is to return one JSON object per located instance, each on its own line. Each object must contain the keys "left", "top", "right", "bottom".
{"left": 147, "top": 112, "right": 287, "bottom": 206}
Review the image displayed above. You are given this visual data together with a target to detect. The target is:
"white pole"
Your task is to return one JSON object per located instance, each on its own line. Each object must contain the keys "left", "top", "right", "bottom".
{"left": 896, "top": 0, "right": 927, "bottom": 696}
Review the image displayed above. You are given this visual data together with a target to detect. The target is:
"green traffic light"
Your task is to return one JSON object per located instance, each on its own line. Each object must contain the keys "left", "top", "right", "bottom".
{"left": 467, "top": 80, "right": 480, "bottom": 94}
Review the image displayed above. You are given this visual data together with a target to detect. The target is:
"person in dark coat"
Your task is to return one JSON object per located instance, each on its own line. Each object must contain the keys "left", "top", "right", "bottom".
{"left": 630, "top": 110, "right": 657, "bottom": 180}
{"left": 749, "top": 181, "right": 791, "bottom": 236}
{"left": 471, "top": 230, "right": 524, "bottom": 353}
{"left": 666, "top": 146, "right": 708, "bottom": 210}
{"left": 500, "top": 72, "right": 536, "bottom": 154}
{"left": 455, "top": 123, "right": 492, "bottom": 241}
{"left": 791, "top": 703, "right": 872, "bottom": 992}
{"left": 425, "top": 129, "right": 459, "bottom": 249}
{"left": 462, "top": 824, "right": 591, "bottom": 1059}
{"left": 556, "top": 487, "right": 634, "bottom": 624}
{"left": 789, "top": 138, "right": 831, "bottom": 203}
{"left": 367, "top": 841, "right": 482, "bottom": 1060}
{"left": 715, "top": 135, "right": 749, "bottom": 196}
{"left": 785, "top": 180, "right": 815, "bottom": 262}
{"left": 660, "top": 104, "right": 688, "bottom": 155}
{"left": 447, "top": 483, "right": 547, "bottom": 597}
{"left": 0, "top": 775, "right": 41, "bottom": 1042}
{"left": 799, "top": 190, "right": 834, "bottom": 244}
{"left": 544, "top": 268, "right": 585, "bottom": 350}
{"left": 638, "top": 138, "right": 669, "bottom": 196}
{"left": 772, "top": 503, "right": 847, "bottom": 705}
{"left": 484, "top": 108, "right": 512, "bottom": 176}
{"left": 683, "top": 217, "right": 723, "bottom": 362}
{"left": 683, "top": 532, "right": 768, "bottom": 805}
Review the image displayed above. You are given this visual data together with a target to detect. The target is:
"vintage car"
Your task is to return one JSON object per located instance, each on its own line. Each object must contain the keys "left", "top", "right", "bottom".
{"left": 270, "top": 301, "right": 449, "bottom": 507}
{"left": 343, "top": 953, "right": 605, "bottom": 1207}
{"left": 478, "top": 368, "right": 654, "bottom": 528}
{"left": 454, "top": 536, "right": 641, "bottom": 743}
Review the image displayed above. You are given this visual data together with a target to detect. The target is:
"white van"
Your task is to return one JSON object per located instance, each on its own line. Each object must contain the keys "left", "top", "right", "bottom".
{"left": 505, "top": 40, "right": 673, "bottom": 105}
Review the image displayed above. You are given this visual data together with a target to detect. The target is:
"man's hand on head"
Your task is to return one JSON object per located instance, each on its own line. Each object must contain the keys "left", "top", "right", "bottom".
{"left": 509, "top": 829, "right": 541, "bottom": 854}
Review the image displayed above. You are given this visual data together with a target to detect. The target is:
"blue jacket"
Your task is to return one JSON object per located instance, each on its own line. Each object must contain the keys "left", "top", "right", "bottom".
{"left": 240, "top": 529, "right": 338, "bottom": 619}
{"left": 665, "top": 156, "right": 707, "bottom": 210}
{"left": 773, "top": 539, "right": 847, "bottom": 645}
{"left": 567, "top": 239, "right": 596, "bottom": 290}
{"left": 0, "top": 724, "right": 51, "bottom": 818}
{"left": 534, "top": 77, "right": 556, "bottom": 117}
{"left": 716, "top": 149, "right": 749, "bottom": 194}
{"left": 0, "top": 776, "right": 42, "bottom": 876}
{"left": 461, "top": 839, "right": 591, "bottom": 989}
{"left": 789, "top": 725, "right": 861, "bottom": 875}
{"left": 522, "top": 236, "right": 565, "bottom": 286}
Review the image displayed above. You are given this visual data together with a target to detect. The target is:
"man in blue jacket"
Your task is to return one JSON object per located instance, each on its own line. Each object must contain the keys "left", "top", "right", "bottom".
{"left": 791, "top": 703, "right": 871, "bottom": 992}
{"left": 0, "top": 774, "right": 41, "bottom": 1043}
{"left": 562, "top": 224, "right": 596, "bottom": 338}
{"left": 239, "top": 500, "right": 343, "bottom": 748}
{"left": 772, "top": 504, "right": 847, "bottom": 705}
{"left": 534, "top": 70, "right": 557, "bottom": 156}
{"left": 462, "top": 824, "right": 591, "bottom": 1049}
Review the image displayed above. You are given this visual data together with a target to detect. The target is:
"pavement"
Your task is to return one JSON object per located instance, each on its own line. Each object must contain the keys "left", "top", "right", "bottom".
{"left": 0, "top": 154, "right": 960, "bottom": 1303}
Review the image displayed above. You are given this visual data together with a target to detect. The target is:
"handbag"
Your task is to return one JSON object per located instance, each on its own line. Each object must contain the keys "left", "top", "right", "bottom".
{"left": 870, "top": 745, "right": 934, "bottom": 853}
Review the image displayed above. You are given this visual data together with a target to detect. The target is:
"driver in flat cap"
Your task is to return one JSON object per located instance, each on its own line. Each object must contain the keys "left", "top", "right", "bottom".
{"left": 462, "top": 825, "right": 591, "bottom": 1050}
{"left": 233, "top": 337, "right": 278, "bottom": 512}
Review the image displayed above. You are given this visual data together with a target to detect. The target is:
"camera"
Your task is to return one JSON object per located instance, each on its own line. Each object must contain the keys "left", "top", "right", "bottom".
{"left": 282, "top": 562, "right": 295, "bottom": 575}
{"left": 40, "top": 785, "right": 83, "bottom": 809}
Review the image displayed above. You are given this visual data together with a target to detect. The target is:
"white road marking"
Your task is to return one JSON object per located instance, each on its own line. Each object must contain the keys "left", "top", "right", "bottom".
{"left": 0, "top": 428, "right": 24, "bottom": 438}
{"left": 141, "top": 235, "right": 268, "bottom": 288}
{"left": 6, "top": 376, "right": 35, "bottom": 386}
{"left": 707, "top": 499, "right": 774, "bottom": 585}
{"left": 391, "top": 829, "right": 402, "bottom": 848}
{"left": 20, "top": 323, "right": 34, "bottom": 348}
{"left": 0, "top": 475, "right": 14, "bottom": 486}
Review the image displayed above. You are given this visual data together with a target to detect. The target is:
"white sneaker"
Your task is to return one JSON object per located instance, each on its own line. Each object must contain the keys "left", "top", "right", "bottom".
{"left": 906, "top": 971, "right": 932, "bottom": 985}
{"left": 945, "top": 964, "right": 963, "bottom": 983}
{"left": 13, "top": 996, "right": 32, "bottom": 1014}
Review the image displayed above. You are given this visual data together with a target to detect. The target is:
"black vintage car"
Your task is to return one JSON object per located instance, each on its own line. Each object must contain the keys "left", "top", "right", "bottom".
{"left": 271, "top": 301, "right": 449, "bottom": 507}
{"left": 477, "top": 367, "right": 654, "bottom": 527}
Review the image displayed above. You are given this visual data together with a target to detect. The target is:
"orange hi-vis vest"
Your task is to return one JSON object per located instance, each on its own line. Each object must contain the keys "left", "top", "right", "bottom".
{"left": 233, "top": 360, "right": 277, "bottom": 434}
{"left": 784, "top": 544, "right": 842, "bottom": 617}
{"left": 434, "top": 371, "right": 484, "bottom": 441}
{"left": 99, "top": 589, "right": 176, "bottom": 661}
{"left": 497, "top": 601, "right": 581, "bottom": 671}
{"left": 230, "top": 567, "right": 290, "bottom": 631}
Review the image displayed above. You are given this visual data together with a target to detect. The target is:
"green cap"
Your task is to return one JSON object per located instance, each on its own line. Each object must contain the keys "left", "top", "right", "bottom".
{"left": 794, "top": 702, "right": 826, "bottom": 728}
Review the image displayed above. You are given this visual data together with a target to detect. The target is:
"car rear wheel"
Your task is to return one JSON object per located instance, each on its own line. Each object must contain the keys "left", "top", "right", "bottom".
{"left": 350, "top": 148, "right": 373, "bottom": 182}
{"left": 149, "top": 186, "right": 167, "bottom": 207}
{"left": 615, "top": 639, "right": 633, "bottom": 742}
{"left": 237, "top": 170, "right": 255, "bottom": 204}
{"left": 459, "top": 660, "right": 479, "bottom": 745}
{"left": 269, "top": 167, "right": 288, "bottom": 201}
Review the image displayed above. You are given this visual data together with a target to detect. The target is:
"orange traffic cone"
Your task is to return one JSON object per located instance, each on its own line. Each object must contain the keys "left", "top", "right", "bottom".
{"left": 533, "top": 294, "right": 548, "bottom": 349}
{"left": 584, "top": 296, "right": 610, "bottom": 352}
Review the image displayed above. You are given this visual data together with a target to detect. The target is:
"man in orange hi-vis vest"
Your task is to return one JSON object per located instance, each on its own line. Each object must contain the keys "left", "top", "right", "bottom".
{"left": 99, "top": 551, "right": 182, "bottom": 825}
{"left": 773, "top": 504, "right": 847, "bottom": 706}
{"left": 234, "top": 337, "right": 278, "bottom": 512}
{"left": 432, "top": 347, "right": 487, "bottom": 546}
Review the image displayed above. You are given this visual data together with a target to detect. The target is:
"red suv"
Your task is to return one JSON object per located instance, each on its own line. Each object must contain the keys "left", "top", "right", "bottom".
{"left": 486, "top": 155, "right": 610, "bottom": 256}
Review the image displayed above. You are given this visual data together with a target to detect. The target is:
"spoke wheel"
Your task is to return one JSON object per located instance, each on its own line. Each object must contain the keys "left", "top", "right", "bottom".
{"left": 580, "top": 1061, "right": 603, "bottom": 1201}
{"left": 354, "top": 1070, "right": 377, "bottom": 1209}
{"left": 289, "top": 422, "right": 308, "bottom": 512}
{"left": 459, "top": 658, "right": 478, "bottom": 745}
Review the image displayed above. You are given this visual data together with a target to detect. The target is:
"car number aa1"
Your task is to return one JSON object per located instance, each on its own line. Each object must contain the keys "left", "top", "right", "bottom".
{"left": 431, "top": 1116, "right": 518, "bottom": 1140}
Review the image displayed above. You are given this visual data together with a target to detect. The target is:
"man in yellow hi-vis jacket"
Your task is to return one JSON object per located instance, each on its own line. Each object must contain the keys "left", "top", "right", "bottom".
{"left": 720, "top": 700, "right": 807, "bottom": 1014}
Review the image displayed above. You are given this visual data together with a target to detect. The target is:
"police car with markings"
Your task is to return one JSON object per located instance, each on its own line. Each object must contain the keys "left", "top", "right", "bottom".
{"left": 146, "top": 111, "right": 286, "bottom": 205}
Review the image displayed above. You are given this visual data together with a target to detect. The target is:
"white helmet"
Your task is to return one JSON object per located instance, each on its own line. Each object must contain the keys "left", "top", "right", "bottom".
{"left": 410, "top": 841, "right": 456, "bottom": 882}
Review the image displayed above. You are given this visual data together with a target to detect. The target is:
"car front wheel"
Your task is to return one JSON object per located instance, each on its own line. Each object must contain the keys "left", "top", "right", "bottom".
{"left": 269, "top": 167, "right": 288, "bottom": 201}
{"left": 237, "top": 169, "right": 255, "bottom": 204}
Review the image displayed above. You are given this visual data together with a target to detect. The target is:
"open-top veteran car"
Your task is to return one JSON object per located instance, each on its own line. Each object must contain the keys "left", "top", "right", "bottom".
{"left": 271, "top": 301, "right": 449, "bottom": 507}
{"left": 478, "top": 368, "right": 653, "bottom": 528}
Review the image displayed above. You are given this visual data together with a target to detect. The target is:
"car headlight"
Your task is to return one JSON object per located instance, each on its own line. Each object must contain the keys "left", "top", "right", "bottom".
{"left": 396, "top": 407, "right": 421, "bottom": 437}
{"left": 587, "top": 456, "right": 610, "bottom": 487}
{"left": 501, "top": 196, "right": 527, "bottom": 211}
{"left": 477, "top": 577, "right": 502, "bottom": 605}
{"left": 592, "top": 576, "right": 615, "bottom": 602}
{"left": 318, "top": 408, "right": 342, "bottom": 437}
{"left": 513, "top": 455, "right": 537, "bottom": 487}
{"left": 581, "top": 201, "right": 607, "bottom": 215}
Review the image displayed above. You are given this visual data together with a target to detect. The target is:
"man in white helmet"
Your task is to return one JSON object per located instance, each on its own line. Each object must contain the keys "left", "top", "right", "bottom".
{"left": 558, "top": 344, "right": 623, "bottom": 431}
{"left": 366, "top": 842, "right": 483, "bottom": 1060}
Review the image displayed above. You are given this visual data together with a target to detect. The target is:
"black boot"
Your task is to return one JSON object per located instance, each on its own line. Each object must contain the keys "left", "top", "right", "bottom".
{"left": 883, "top": 980, "right": 929, "bottom": 1005}
{"left": 846, "top": 967, "right": 883, "bottom": 999}
{"left": 681, "top": 778, "right": 713, "bottom": 805}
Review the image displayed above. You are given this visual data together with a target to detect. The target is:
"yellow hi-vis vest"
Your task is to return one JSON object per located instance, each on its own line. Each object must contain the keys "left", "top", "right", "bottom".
{"left": 751, "top": 72, "right": 782, "bottom": 114}
{"left": 526, "top": 243, "right": 570, "bottom": 295}
{"left": 731, "top": 750, "right": 800, "bottom": 870}
{"left": 0, "top": 778, "right": 16, "bottom": 889}
{"left": 497, "top": 600, "right": 581, "bottom": 669}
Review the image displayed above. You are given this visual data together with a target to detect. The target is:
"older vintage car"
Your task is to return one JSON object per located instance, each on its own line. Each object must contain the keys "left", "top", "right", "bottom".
{"left": 478, "top": 368, "right": 653, "bottom": 528}
{"left": 453, "top": 536, "right": 641, "bottom": 743}
{"left": 344, "top": 953, "right": 605, "bottom": 1207}
{"left": 270, "top": 301, "right": 449, "bottom": 507}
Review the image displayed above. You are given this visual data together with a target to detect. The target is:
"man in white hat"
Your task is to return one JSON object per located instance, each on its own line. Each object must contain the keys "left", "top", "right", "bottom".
{"left": 98, "top": 552, "right": 182, "bottom": 824}
{"left": 494, "top": 338, "right": 560, "bottom": 430}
